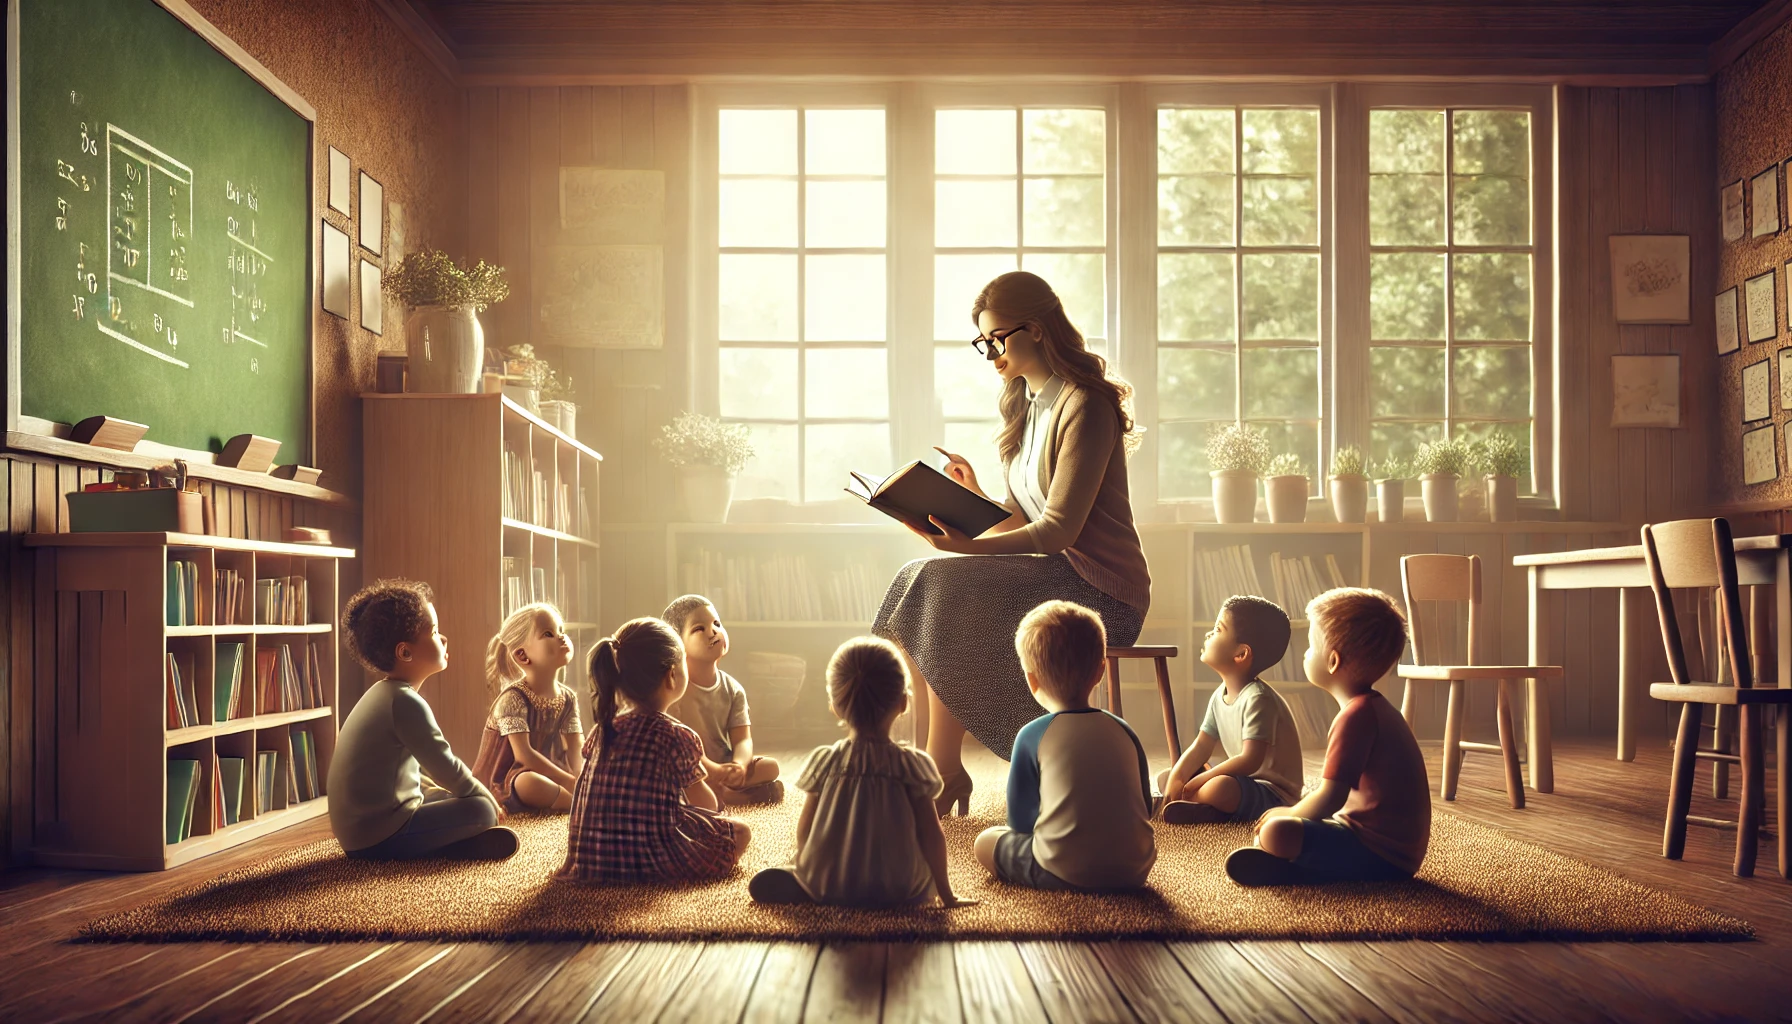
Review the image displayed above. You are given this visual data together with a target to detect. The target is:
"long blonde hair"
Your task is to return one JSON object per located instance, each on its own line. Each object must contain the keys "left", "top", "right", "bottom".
{"left": 484, "top": 602, "right": 564, "bottom": 697}
{"left": 827, "top": 636, "right": 911, "bottom": 735}
{"left": 972, "top": 271, "right": 1139, "bottom": 464}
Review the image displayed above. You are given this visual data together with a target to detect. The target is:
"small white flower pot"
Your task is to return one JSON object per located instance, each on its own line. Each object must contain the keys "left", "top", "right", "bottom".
{"left": 678, "top": 464, "right": 735, "bottom": 523}
{"left": 1329, "top": 474, "right": 1369, "bottom": 524}
{"left": 1264, "top": 475, "right": 1310, "bottom": 523}
{"left": 1211, "top": 470, "right": 1258, "bottom": 524}
{"left": 1420, "top": 473, "right": 1460, "bottom": 522}
{"left": 1376, "top": 479, "right": 1406, "bottom": 523}
{"left": 1485, "top": 474, "right": 1518, "bottom": 522}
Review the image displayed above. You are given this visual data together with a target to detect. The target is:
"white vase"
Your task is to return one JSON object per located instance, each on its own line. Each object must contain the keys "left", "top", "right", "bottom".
{"left": 1420, "top": 473, "right": 1460, "bottom": 522}
{"left": 1211, "top": 470, "right": 1258, "bottom": 524}
{"left": 1329, "top": 474, "right": 1369, "bottom": 523}
{"left": 404, "top": 305, "right": 484, "bottom": 394}
{"left": 540, "top": 400, "right": 577, "bottom": 438}
{"left": 1486, "top": 474, "right": 1518, "bottom": 522}
{"left": 1376, "top": 479, "right": 1406, "bottom": 523}
{"left": 1264, "top": 475, "right": 1310, "bottom": 523}
{"left": 678, "top": 464, "right": 735, "bottom": 523}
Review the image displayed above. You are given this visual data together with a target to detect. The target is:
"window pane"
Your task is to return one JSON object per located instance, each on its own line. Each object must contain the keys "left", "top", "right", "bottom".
{"left": 936, "top": 179, "right": 1017, "bottom": 247}
{"left": 936, "top": 344, "right": 1006, "bottom": 418}
{"left": 806, "top": 109, "right": 885, "bottom": 175}
{"left": 1241, "top": 253, "right": 1319, "bottom": 341}
{"left": 720, "top": 110, "right": 797, "bottom": 175}
{"left": 1452, "top": 110, "right": 1530, "bottom": 245}
{"left": 1370, "top": 345, "right": 1445, "bottom": 418}
{"left": 1159, "top": 348, "right": 1234, "bottom": 421}
{"left": 806, "top": 348, "right": 889, "bottom": 419}
{"left": 1369, "top": 110, "right": 1445, "bottom": 245}
{"left": 1023, "top": 109, "right": 1104, "bottom": 174}
{"left": 935, "top": 254, "right": 1017, "bottom": 338}
{"left": 1242, "top": 347, "right": 1317, "bottom": 420}
{"left": 719, "top": 254, "right": 797, "bottom": 340}
{"left": 805, "top": 254, "right": 885, "bottom": 341}
{"left": 1158, "top": 252, "right": 1234, "bottom": 342}
{"left": 806, "top": 180, "right": 886, "bottom": 247}
{"left": 1452, "top": 253, "right": 1530, "bottom": 341}
{"left": 719, "top": 347, "right": 797, "bottom": 419}
{"left": 941, "top": 420, "right": 1001, "bottom": 500}
{"left": 733, "top": 422, "right": 798, "bottom": 501}
{"left": 937, "top": 110, "right": 1016, "bottom": 174}
{"left": 1158, "top": 419, "right": 1218, "bottom": 499}
{"left": 1158, "top": 108, "right": 1234, "bottom": 175}
{"left": 1022, "top": 253, "right": 1104, "bottom": 339}
{"left": 1241, "top": 109, "right": 1318, "bottom": 247}
{"left": 1250, "top": 420, "right": 1320, "bottom": 483}
{"left": 807, "top": 423, "right": 891, "bottom": 500}
{"left": 1370, "top": 252, "right": 1446, "bottom": 341}
{"left": 1370, "top": 421, "right": 1443, "bottom": 468}
{"left": 1452, "top": 345, "right": 1530, "bottom": 419}
{"left": 1158, "top": 174, "right": 1234, "bottom": 246}
{"left": 719, "top": 179, "right": 797, "bottom": 248}
{"left": 1023, "top": 177, "right": 1103, "bottom": 246}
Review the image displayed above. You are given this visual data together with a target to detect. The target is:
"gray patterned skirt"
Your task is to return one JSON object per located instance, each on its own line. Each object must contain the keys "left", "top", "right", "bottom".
{"left": 871, "top": 553, "right": 1144, "bottom": 761}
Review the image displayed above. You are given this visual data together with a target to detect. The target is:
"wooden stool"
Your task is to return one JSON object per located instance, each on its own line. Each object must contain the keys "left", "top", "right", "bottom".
{"left": 1102, "top": 646, "right": 1182, "bottom": 760}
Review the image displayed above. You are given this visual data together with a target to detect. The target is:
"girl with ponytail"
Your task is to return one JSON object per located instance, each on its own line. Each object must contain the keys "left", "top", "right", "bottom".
{"left": 558, "top": 617, "right": 752, "bottom": 883}
{"left": 469, "top": 603, "right": 583, "bottom": 814}
{"left": 748, "top": 636, "right": 974, "bottom": 909}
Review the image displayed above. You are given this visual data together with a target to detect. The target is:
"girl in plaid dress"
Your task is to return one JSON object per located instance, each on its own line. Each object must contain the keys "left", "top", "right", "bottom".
{"left": 557, "top": 617, "right": 753, "bottom": 884}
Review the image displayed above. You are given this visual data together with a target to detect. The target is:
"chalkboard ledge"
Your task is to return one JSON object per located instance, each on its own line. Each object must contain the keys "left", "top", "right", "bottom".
{"left": 5, "top": 428, "right": 355, "bottom": 511}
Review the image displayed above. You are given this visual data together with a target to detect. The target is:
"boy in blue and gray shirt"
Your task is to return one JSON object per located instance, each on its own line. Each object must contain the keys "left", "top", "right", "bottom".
{"left": 973, "top": 600, "right": 1156, "bottom": 891}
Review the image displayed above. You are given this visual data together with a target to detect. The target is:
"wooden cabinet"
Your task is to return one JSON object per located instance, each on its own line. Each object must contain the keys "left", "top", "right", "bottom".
{"left": 362, "top": 394, "right": 602, "bottom": 756}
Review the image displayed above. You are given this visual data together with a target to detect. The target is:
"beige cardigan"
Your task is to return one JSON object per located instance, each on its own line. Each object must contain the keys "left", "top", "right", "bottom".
{"left": 994, "top": 382, "right": 1152, "bottom": 613}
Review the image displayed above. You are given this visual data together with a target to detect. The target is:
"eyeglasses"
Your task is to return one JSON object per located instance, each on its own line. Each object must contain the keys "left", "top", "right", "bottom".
{"left": 971, "top": 324, "right": 1029, "bottom": 358}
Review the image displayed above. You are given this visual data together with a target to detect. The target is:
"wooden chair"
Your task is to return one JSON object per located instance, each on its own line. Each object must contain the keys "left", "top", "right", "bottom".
{"left": 1641, "top": 518, "right": 1791, "bottom": 879}
{"left": 1397, "top": 553, "right": 1561, "bottom": 809}
{"left": 1101, "top": 646, "right": 1182, "bottom": 760}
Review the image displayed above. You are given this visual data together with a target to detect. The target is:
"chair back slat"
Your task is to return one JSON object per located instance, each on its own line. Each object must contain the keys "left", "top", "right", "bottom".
{"left": 1641, "top": 518, "right": 1753, "bottom": 691}
{"left": 1401, "top": 554, "right": 1482, "bottom": 668}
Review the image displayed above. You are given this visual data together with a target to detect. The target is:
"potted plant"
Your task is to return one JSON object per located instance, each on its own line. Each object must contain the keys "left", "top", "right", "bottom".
{"left": 655, "top": 412, "right": 756, "bottom": 523}
{"left": 538, "top": 367, "right": 578, "bottom": 437}
{"left": 1329, "top": 444, "right": 1369, "bottom": 524}
{"left": 500, "top": 344, "right": 547, "bottom": 414}
{"left": 1413, "top": 438, "right": 1474, "bottom": 522}
{"left": 1373, "top": 456, "right": 1409, "bottom": 524}
{"left": 1476, "top": 432, "right": 1528, "bottom": 523}
{"left": 1263, "top": 453, "right": 1309, "bottom": 524}
{"left": 1206, "top": 424, "right": 1270, "bottom": 524}
{"left": 383, "top": 249, "right": 509, "bottom": 394}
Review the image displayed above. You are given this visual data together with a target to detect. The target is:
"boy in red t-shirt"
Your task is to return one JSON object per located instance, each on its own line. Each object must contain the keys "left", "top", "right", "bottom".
{"left": 1226, "top": 587, "right": 1431, "bottom": 886}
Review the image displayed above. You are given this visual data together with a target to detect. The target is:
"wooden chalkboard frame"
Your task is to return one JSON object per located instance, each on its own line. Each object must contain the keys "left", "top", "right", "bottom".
{"left": 4, "top": 0, "right": 340, "bottom": 504}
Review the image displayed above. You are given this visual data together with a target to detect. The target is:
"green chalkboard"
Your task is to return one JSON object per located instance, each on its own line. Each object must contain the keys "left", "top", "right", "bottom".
{"left": 15, "top": 0, "right": 312, "bottom": 459}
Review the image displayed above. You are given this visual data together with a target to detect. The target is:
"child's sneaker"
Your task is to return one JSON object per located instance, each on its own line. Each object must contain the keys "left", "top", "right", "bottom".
{"left": 1224, "top": 846, "right": 1304, "bottom": 886}
{"left": 1161, "top": 801, "right": 1230, "bottom": 825}
{"left": 441, "top": 826, "right": 520, "bottom": 861}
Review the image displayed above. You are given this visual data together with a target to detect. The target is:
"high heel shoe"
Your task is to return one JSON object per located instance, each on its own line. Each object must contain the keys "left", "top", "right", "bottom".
{"left": 935, "top": 769, "right": 973, "bottom": 816}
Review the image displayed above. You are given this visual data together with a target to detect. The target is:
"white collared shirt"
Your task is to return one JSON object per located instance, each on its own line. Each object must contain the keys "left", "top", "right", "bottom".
{"left": 1007, "top": 375, "right": 1064, "bottom": 522}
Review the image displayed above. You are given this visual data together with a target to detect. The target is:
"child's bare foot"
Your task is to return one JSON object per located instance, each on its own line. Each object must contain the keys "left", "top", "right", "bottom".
{"left": 1224, "top": 846, "right": 1304, "bottom": 886}
{"left": 1161, "top": 801, "right": 1230, "bottom": 825}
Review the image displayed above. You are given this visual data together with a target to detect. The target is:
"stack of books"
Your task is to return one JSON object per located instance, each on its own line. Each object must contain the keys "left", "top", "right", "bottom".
{"left": 257, "top": 642, "right": 324, "bottom": 713}
{"left": 502, "top": 450, "right": 529, "bottom": 520}
{"left": 214, "top": 568, "right": 246, "bottom": 625}
{"left": 678, "top": 548, "right": 883, "bottom": 623}
{"left": 254, "top": 575, "right": 309, "bottom": 625}
{"left": 214, "top": 642, "right": 245, "bottom": 722}
{"left": 165, "top": 559, "right": 201, "bottom": 626}
{"left": 1193, "top": 544, "right": 1269, "bottom": 615}
{"left": 165, "top": 652, "right": 201, "bottom": 729}
{"left": 1268, "top": 551, "right": 1350, "bottom": 619}
{"left": 165, "top": 758, "right": 202, "bottom": 844}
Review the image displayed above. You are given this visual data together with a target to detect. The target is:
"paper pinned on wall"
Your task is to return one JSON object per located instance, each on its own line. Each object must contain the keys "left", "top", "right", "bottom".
{"left": 322, "top": 220, "right": 350, "bottom": 319}
{"left": 1744, "top": 423, "right": 1779, "bottom": 485}
{"left": 328, "top": 147, "right": 351, "bottom": 217}
{"left": 1723, "top": 180, "right": 1746, "bottom": 242}
{"left": 1744, "top": 358, "right": 1772, "bottom": 423}
{"left": 1752, "top": 164, "right": 1781, "bottom": 238}
{"left": 559, "top": 168, "right": 665, "bottom": 243}
{"left": 358, "top": 172, "right": 383, "bottom": 254}
{"left": 360, "top": 260, "right": 382, "bottom": 335}
{"left": 1608, "top": 234, "right": 1689, "bottom": 323}
{"left": 534, "top": 244, "right": 664, "bottom": 348}
{"left": 1717, "top": 287, "right": 1741, "bottom": 354}
{"left": 1779, "top": 347, "right": 1792, "bottom": 410}
{"left": 1746, "top": 269, "right": 1778, "bottom": 343}
{"left": 1611, "top": 354, "right": 1680, "bottom": 428}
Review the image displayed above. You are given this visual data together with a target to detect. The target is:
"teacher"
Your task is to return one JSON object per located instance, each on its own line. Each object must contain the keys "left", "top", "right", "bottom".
{"left": 872, "top": 271, "right": 1151, "bottom": 815}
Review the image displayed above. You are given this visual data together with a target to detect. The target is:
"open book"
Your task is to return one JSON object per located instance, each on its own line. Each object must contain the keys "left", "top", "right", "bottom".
{"left": 846, "top": 460, "right": 1012, "bottom": 537}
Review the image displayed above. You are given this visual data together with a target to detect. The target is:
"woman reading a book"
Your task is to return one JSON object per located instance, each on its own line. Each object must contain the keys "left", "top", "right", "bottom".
{"left": 872, "top": 271, "right": 1150, "bottom": 814}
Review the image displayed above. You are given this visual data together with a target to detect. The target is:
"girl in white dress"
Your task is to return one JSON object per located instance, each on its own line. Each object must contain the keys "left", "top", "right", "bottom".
{"left": 749, "top": 637, "right": 977, "bottom": 908}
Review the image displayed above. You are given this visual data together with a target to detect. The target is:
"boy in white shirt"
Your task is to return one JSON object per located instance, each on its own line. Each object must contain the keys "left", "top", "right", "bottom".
{"left": 663, "top": 594, "right": 783, "bottom": 804}
{"left": 1157, "top": 595, "right": 1304, "bottom": 825}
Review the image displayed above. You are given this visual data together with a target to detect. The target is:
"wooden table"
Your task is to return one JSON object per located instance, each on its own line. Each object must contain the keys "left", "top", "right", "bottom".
{"left": 1513, "top": 534, "right": 1792, "bottom": 793}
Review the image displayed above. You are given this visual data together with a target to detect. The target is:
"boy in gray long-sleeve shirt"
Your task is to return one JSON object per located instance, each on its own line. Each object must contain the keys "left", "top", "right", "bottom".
{"left": 328, "top": 579, "right": 517, "bottom": 861}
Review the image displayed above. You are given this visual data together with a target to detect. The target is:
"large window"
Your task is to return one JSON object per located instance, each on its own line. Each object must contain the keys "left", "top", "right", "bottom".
{"left": 1155, "top": 105, "right": 1322, "bottom": 499}
{"left": 1367, "top": 107, "right": 1534, "bottom": 478}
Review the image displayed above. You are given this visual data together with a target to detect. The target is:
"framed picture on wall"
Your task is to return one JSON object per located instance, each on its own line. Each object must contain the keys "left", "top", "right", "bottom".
{"left": 359, "top": 260, "right": 382, "bottom": 334}
{"left": 1779, "top": 347, "right": 1792, "bottom": 409}
{"left": 328, "top": 147, "right": 351, "bottom": 217}
{"left": 1718, "top": 287, "right": 1741, "bottom": 354}
{"left": 1747, "top": 269, "right": 1778, "bottom": 342}
{"left": 1744, "top": 424, "right": 1779, "bottom": 485}
{"left": 358, "top": 172, "right": 383, "bottom": 254}
{"left": 1744, "top": 358, "right": 1772, "bottom": 422}
{"left": 321, "top": 220, "right": 350, "bottom": 319}
{"left": 1609, "top": 235, "right": 1690, "bottom": 323}
{"left": 1723, "top": 180, "right": 1746, "bottom": 242}
{"left": 1611, "top": 354, "right": 1681, "bottom": 427}
{"left": 1753, "top": 164, "right": 1781, "bottom": 238}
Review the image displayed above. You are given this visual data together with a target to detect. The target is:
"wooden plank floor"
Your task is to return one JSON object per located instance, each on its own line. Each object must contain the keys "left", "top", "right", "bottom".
{"left": 3, "top": 738, "right": 1792, "bottom": 1023}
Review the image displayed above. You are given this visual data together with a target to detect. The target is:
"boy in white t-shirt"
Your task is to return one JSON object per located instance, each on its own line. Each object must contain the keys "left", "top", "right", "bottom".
{"left": 662, "top": 594, "right": 783, "bottom": 804}
{"left": 1156, "top": 595, "right": 1304, "bottom": 825}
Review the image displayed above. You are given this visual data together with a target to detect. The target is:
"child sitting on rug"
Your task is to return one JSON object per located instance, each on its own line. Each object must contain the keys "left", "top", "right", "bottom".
{"left": 329, "top": 579, "right": 516, "bottom": 861}
{"left": 1156, "top": 595, "right": 1303, "bottom": 825}
{"left": 470, "top": 602, "right": 584, "bottom": 814}
{"left": 749, "top": 636, "right": 975, "bottom": 908}
{"left": 662, "top": 594, "right": 783, "bottom": 804}
{"left": 1225, "top": 588, "right": 1431, "bottom": 886}
{"left": 973, "top": 601, "right": 1156, "bottom": 891}
{"left": 558, "top": 617, "right": 753, "bottom": 884}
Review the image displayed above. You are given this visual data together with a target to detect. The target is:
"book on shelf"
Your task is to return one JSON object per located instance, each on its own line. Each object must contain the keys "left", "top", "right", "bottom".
{"left": 291, "top": 727, "right": 320, "bottom": 802}
{"left": 210, "top": 753, "right": 225, "bottom": 832}
{"left": 284, "top": 735, "right": 300, "bottom": 805}
{"left": 256, "top": 643, "right": 318, "bottom": 714}
{"left": 165, "top": 652, "right": 201, "bottom": 729}
{"left": 502, "top": 450, "right": 529, "bottom": 520}
{"left": 218, "top": 757, "right": 245, "bottom": 826}
{"left": 215, "top": 568, "right": 245, "bottom": 625}
{"left": 215, "top": 642, "right": 245, "bottom": 722}
{"left": 679, "top": 547, "right": 883, "bottom": 623}
{"left": 165, "top": 653, "right": 186, "bottom": 729}
{"left": 532, "top": 469, "right": 546, "bottom": 525}
{"left": 165, "top": 559, "right": 200, "bottom": 626}
{"left": 256, "top": 750, "right": 278, "bottom": 814}
{"left": 844, "top": 460, "right": 1010, "bottom": 538}
{"left": 254, "top": 576, "right": 310, "bottom": 626}
{"left": 166, "top": 759, "right": 200, "bottom": 844}
{"left": 307, "top": 641, "right": 325, "bottom": 709}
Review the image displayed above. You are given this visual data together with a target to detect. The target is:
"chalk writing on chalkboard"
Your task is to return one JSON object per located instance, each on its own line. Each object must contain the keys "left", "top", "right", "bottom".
{"left": 91, "top": 124, "right": 193, "bottom": 367}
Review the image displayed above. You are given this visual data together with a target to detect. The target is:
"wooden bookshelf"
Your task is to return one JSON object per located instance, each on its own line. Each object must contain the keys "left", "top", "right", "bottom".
{"left": 362, "top": 394, "right": 602, "bottom": 755}
{"left": 22, "top": 531, "right": 354, "bottom": 871}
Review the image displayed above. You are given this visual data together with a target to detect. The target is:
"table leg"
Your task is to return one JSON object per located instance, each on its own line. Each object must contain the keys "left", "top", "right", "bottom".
{"left": 1618, "top": 588, "right": 1639, "bottom": 762}
{"left": 1527, "top": 565, "right": 1553, "bottom": 791}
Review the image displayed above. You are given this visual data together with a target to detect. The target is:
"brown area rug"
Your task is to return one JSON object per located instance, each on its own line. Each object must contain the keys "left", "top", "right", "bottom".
{"left": 83, "top": 765, "right": 1751, "bottom": 943}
